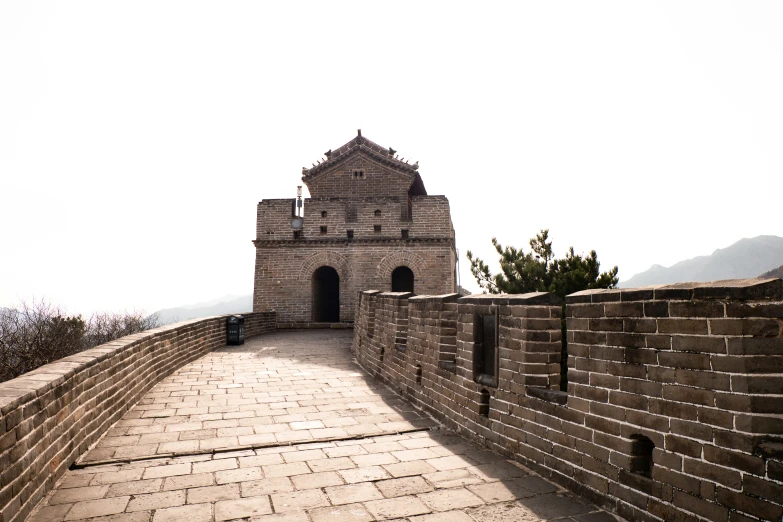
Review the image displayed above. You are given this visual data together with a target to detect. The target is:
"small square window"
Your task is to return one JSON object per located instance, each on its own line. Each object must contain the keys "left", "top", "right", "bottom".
{"left": 374, "top": 209, "right": 381, "bottom": 217}
{"left": 347, "top": 230, "right": 354, "bottom": 239}
{"left": 374, "top": 225, "right": 382, "bottom": 233}
{"left": 401, "top": 229, "right": 409, "bottom": 239}
{"left": 293, "top": 230, "right": 302, "bottom": 239}
{"left": 321, "top": 211, "right": 327, "bottom": 218}
{"left": 320, "top": 226, "right": 327, "bottom": 234}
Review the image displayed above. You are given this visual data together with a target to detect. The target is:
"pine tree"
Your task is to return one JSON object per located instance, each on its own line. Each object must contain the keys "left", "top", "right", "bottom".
{"left": 466, "top": 229, "right": 618, "bottom": 299}
{"left": 466, "top": 230, "right": 619, "bottom": 390}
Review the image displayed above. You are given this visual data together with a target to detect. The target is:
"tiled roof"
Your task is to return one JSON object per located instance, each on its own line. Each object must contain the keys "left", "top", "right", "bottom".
{"left": 302, "top": 130, "right": 419, "bottom": 179}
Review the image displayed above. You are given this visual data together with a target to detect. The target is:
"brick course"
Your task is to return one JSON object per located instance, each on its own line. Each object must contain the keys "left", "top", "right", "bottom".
{"left": 353, "top": 278, "right": 783, "bottom": 522}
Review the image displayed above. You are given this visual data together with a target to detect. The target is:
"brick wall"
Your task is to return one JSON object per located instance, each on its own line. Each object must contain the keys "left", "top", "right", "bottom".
{"left": 253, "top": 194, "right": 456, "bottom": 324}
{"left": 0, "top": 312, "right": 275, "bottom": 522}
{"left": 252, "top": 242, "right": 455, "bottom": 324}
{"left": 353, "top": 279, "right": 783, "bottom": 522}
{"left": 305, "top": 152, "right": 415, "bottom": 200}
{"left": 258, "top": 197, "right": 453, "bottom": 240}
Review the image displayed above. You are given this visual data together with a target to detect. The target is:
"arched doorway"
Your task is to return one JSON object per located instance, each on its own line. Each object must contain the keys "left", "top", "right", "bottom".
{"left": 391, "top": 266, "right": 414, "bottom": 293}
{"left": 312, "top": 266, "right": 340, "bottom": 322}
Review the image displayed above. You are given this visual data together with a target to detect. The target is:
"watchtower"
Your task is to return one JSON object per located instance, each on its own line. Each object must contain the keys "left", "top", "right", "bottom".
{"left": 252, "top": 131, "right": 457, "bottom": 324}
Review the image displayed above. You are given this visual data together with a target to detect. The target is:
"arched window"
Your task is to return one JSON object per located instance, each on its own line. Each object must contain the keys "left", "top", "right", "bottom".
{"left": 391, "top": 266, "right": 414, "bottom": 293}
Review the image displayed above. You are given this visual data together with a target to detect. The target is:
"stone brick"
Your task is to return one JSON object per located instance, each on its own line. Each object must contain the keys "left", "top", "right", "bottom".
{"left": 702, "top": 446, "right": 765, "bottom": 475}
{"left": 153, "top": 503, "right": 212, "bottom": 522}
{"left": 709, "top": 318, "right": 780, "bottom": 337}
{"left": 669, "top": 301, "right": 725, "bottom": 318}
{"left": 716, "top": 488, "right": 783, "bottom": 521}
{"left": 186, "top": 484, "right": 240, "bottom": 504}
{"left": 365, "top": 496, "right": 432, "bottom": 518}
{"left": 619, "top": 378, "right": 662, "bottom": 397}
{"left": 675, "top": 370, "right": 730, "bottom": 391}
{"left": 126, "top": 490, "right": 185, "bottom": 512}
{"left": 658, "top": 352, "right": 711, "bottom": 370}
{"left": 63, "top": 497, "right": 130, "bottom": 520}
{"left": 270, "top": 489, "right": 329, "bottom": 512}
{"left": 672, "top": 490, "right": 728, "bottom": 522}
{"left": 604, "top": 303, "right": 644, "bottom": 318}
{"left": 658, "top": 318, "right": 708, "bottom": 334}
{"left": 682, "top": 458, "right": 741, "bottom": 489}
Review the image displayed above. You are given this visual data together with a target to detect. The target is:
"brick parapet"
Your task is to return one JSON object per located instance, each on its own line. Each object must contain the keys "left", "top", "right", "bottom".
{"left": 0, "top": 312, "right": 275, "bottom": 522}
{"left": 353, "top": 278, "right": 783, "bottom": 522}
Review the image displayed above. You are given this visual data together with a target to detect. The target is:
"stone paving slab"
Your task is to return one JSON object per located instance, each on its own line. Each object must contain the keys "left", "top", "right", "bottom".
{"left": 29, "top": 330, "right": 623, "bottom": 522}
{"left": 77, "top": 331, "right": 436, "bottom": 465}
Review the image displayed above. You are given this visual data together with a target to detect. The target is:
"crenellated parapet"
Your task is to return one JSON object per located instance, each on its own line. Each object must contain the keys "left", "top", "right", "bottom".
{"left": 352, "top": 278, "right": 783, "bottom": 522}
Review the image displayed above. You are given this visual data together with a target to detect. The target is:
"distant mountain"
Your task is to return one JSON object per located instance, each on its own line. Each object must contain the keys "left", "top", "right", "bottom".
{"left": 620, "top": 235, "right": 783, "bottom": 288}
{"left": 153, "top": 294, "right": 252, "bottom": 325}
{"left": 760, "top": 264, "right": 783, "bottom": 280}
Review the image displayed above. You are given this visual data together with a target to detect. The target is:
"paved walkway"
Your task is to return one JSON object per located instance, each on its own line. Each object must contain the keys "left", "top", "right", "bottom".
{"left": 29, "top": 330, "right": 620, "bottom": 522}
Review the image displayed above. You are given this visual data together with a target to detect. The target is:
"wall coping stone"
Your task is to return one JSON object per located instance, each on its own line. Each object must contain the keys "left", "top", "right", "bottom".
{"left": 566, "top": 278, "right": 782, "bottom": 304}
{"left": 459, "top": 292, "right": 563, "bottom": 306}
{"left": 408, "top": 293, "right": 460, "bottom": 303}
{"left": 526, "top": 386, "right": 568, "bottom": 405}
{"left": 378, "top": 292, "right": 414, "bottom": 299}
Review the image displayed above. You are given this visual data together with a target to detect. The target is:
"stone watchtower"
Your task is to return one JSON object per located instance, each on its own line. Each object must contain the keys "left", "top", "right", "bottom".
{"left": 252, "top": 131, "right": 457, "bottom": 324}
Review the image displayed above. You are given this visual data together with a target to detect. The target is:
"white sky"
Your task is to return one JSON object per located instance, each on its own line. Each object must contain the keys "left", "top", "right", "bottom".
{"left": 1, "top": 1, "right": 782, "bottom": 316}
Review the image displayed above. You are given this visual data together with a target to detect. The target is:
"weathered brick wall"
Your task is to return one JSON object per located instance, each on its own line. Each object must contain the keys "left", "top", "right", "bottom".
{"left": 260, "top": 196, "right": 453, "bottom": 240}
{"left": 305, "top": 152, "right": 415, "bottom": 200}
{"left": 0, "top": 312, "right": 275, "bottom": 522}
{"left": 353, "top": 290, "right": 381, "bottom": 375}
{"left": 252, "top": 239, "right": 456, "bottom": 324}
{"left": 253, "top": 135, "right": 456, "bottom": 326}
{"left": 372, "top": 293, "right": 413, "bottom": 394}
{"left": 353, "top": 279, "right": 783, "bottom": 522}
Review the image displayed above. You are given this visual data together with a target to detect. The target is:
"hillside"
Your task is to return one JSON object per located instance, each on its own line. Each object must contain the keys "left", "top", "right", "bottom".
{"left": 153, "top": 294, "right": 252, "bottom": 325}
{"left": 620, "top": 235, "right": 783, "bottom": 287}
{"left": 760, "top": 264, "right": 783, "bottom": 279}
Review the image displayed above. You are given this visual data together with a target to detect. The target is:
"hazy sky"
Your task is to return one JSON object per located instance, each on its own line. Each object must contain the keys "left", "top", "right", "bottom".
{"left": 1, "top": 1, "right": 782, "bottom": 316}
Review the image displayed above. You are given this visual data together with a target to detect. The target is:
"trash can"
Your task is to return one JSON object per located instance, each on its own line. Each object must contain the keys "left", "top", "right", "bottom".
{"left": 226, "top": 315, "right": 245, "bottom": 345}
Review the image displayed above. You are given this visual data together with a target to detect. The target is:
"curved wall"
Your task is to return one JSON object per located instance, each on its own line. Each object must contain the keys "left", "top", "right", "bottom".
{"left": 0, "top": 312, "right": 275, "bottom": 522}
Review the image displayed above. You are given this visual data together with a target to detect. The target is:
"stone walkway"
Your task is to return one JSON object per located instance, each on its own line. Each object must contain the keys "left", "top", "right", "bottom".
{"left": 29, "top": 330, "right": 620, "bottom": 522}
